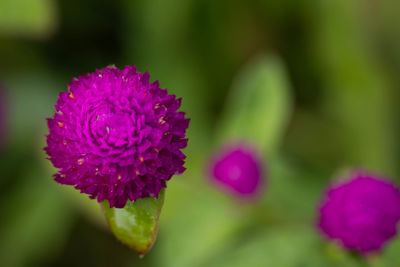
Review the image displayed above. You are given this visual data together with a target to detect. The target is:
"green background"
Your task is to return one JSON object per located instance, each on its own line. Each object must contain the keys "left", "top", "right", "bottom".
{"left": 1, "top": 0, "right": 400, "bottom": 266}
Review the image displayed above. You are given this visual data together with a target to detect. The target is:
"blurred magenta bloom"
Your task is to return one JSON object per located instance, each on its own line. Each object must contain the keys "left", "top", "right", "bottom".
{"left": 210, "top": 144, "right": 263, "bottom": 198}
{"left": 45, "top": 65, "right": 189, "bottom": 208}
{"left": 318, "top": 172, "right": 400, "bottom": 254}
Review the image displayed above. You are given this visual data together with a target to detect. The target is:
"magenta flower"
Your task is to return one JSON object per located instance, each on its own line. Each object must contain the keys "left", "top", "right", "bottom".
{"left": 45, "top": 65, "right": 189, "bottom": 208}
{"left": 210, "top": 144, "right": 263, "bottom": 198}
{"left": 318, "top": 172, "right": 400, "bottom": 254}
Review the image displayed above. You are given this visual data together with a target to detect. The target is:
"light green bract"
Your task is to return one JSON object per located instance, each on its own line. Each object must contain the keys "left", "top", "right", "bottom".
{"left": 102, "top": 189, "right": 165, "bottom": 256}
{"left": 217, "top": 54, "right": 292, "bottom": 157}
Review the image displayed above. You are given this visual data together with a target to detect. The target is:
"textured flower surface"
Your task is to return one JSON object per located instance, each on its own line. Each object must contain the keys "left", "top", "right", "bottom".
{"left": 318, "top": 172, "right": 400, "bottom": 254}
{"left": 45, "top": 65, "right": 189, "bottom": 208}
{"left": 210, "top": 144, "right": 263, "bottom": 198}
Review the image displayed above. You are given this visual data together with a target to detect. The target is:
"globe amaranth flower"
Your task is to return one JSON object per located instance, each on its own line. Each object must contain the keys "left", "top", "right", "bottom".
{"left": 209, "top": 144, "right": 263, "bottom": 198}
{"left": 45, "top": 65, "right": 189, "bottom": 208}
{"left": 318, "top": 172, "right": 400, "bottom": 254}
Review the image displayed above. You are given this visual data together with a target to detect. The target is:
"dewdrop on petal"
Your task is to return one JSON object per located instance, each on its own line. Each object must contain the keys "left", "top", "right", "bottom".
{"left": 318, "top": 171, "right": 400, "bottom": 254}
{"left": 45, "top": 65, "right": 189, "bottom": 208}
{"left": 209, "top": 143, "right": 264, "bottom": 198}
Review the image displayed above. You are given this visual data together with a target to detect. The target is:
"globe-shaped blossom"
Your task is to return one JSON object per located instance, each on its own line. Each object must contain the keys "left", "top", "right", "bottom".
{"left": 318, "top": 172, "right": 400, "bottom": 254}
{"left": 45, "top": 65, "right": 189, "bottom": 208}
{"left": 209, "top": 144, "right": 263, "bottom": 198}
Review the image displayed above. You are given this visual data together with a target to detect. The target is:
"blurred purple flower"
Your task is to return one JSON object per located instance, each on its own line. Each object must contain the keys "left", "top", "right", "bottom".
{"left": 45, "top": 65, "right": 189, "bottom": 208}
{"left": 209, "top": 144, "right": 263, "bottom": 198}
{"left": 318, "top": 172, "right": 400, "bottom": 254}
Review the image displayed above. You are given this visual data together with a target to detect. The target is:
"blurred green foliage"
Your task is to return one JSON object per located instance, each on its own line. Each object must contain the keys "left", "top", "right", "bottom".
{"left": 0, "top": 0, "right": 57, "bottom": 39}
{"left": 216, "top": 55, "right": 292, "bottom": 156}
{"left": 1, "top": 0, "right": 400, "bottom": 266}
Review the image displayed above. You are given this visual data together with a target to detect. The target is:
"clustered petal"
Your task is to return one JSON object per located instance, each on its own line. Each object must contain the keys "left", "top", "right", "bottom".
{"left": 318, "top": 172, "right": 400, "bottom": 253}
{"left": 210, "top": 144, "right": 263, "bottom": 198}
{"left": 45, "top": 65, "right": 189, "bottom": 208}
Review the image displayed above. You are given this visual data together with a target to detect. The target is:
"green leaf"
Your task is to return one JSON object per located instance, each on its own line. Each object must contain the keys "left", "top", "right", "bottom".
{"left": 102, "top": 190, "right": 165, "bottom": 256}
{"left": 217, "top": 54, "right": 292, "bottom": 156}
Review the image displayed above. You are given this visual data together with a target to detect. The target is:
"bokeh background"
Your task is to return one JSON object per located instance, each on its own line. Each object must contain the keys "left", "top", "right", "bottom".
{"left": 1, "top": 0, "right": 400, "bottom": 266}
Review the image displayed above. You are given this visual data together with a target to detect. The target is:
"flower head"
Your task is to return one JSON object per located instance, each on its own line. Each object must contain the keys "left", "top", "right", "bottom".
{"left": 318, "top": 172, "right": 400, "bottom": 254}
{"left": 209, "top": 144, "right": 263, "bottom": 198}
{"left": 45, "top": 65, "right": 189, "bottom": 208}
